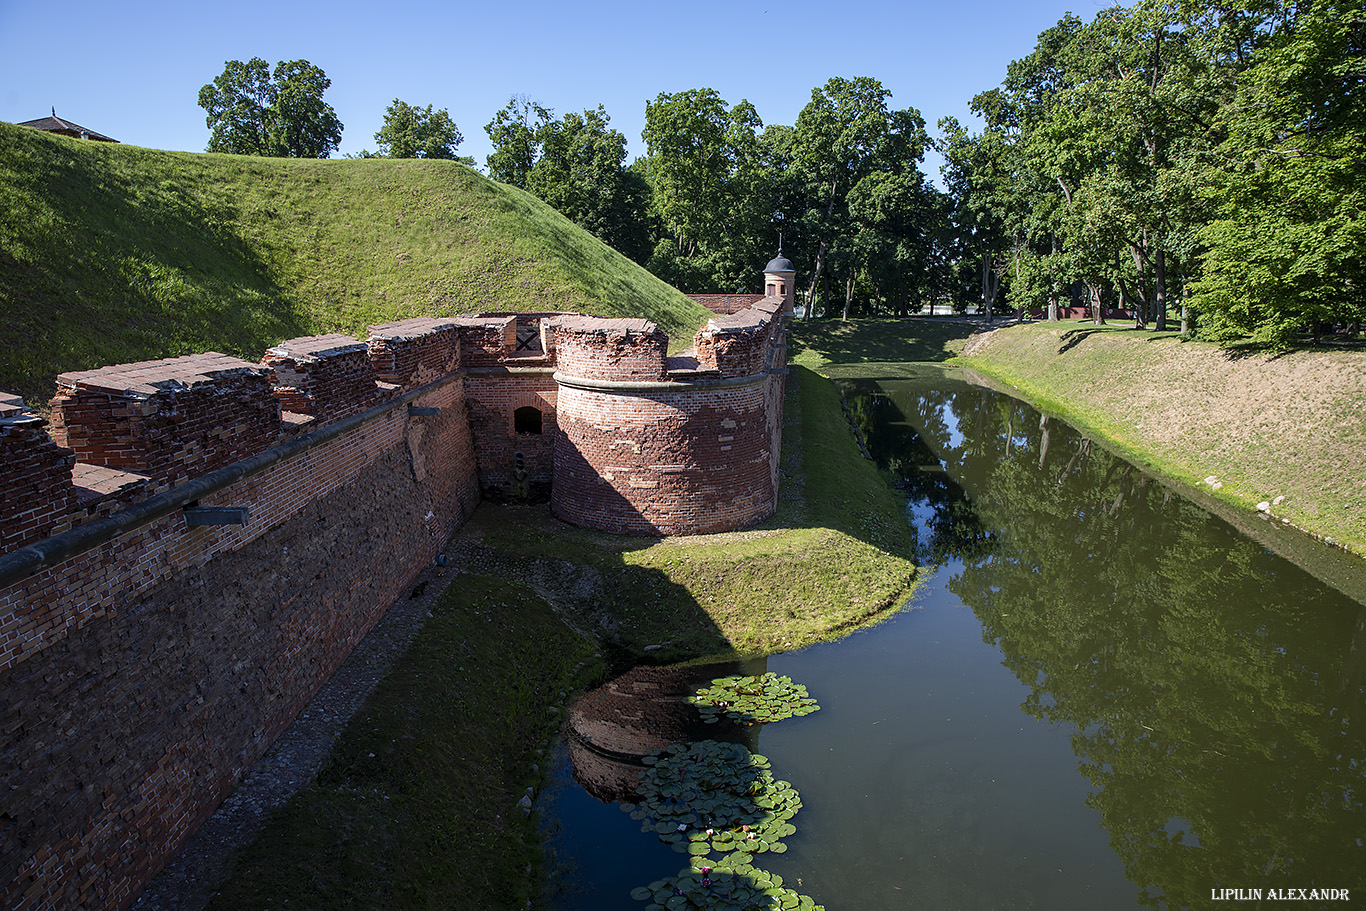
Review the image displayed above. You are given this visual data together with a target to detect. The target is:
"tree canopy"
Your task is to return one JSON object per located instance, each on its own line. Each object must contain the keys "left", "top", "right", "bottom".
{"left": 936, "top": 0, "right": 1365, "bottom": 345}
{"left": 374, "top": 100, "right": 463, "bottom": 160}
{"left": 198, "top": 58, "right": 343, "bottom": 159}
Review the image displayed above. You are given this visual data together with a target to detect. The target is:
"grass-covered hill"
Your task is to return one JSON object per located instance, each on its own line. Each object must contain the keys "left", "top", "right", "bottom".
{"left": 0, "top": 122, "right": 710, "bottom": 405}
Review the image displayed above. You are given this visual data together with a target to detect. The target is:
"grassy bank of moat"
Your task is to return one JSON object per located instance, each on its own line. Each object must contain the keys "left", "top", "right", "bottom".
{"left": 206, "top": 365, "right": 918, "bottom": 909}
{"left": 956, "top": 322, "right": 1366, "bottom": 557}
{"left": 789, "top": 316, "right": 1365, "bottom": 557}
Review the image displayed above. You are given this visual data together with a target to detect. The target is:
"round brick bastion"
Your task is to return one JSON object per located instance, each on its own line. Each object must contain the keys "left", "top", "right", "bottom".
{"left": 547, "top": 310, "right": 786, "bottom": 536}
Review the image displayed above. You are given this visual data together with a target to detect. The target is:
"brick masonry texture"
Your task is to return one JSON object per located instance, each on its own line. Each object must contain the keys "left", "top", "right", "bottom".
{"left": 0, "top": 288, "right": 788, "bottom": 909}
{"left": 550, "top": 301, "right": 787, "bottom": 536}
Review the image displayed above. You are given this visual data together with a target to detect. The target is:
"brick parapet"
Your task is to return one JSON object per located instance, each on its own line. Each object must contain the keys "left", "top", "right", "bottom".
{"left": 548, "top": 316, "right": 667, "bottom": 382}
{"left": 0, "top": 400, "right": 79, "bottom": 554}
{"left": 46, "top": 354, "right": 280, "bottom": 492}
{"left": 454, "top": 316, "right": 517, "bottom": 367}
{"left": 686, "top": 293, "right": 766, "bottom": 315}
{"left": 366, "top": 318, "right": 461, "bottom": 388}
{"left": 691, "top": 296, "right": 784, "bottom": 378}
{"left": 261, "top": 335, "right": 378, "bottom": 424}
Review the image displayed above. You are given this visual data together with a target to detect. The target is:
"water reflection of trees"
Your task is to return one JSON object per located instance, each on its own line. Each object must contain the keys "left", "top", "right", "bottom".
{"left": 860, "top": 377, "right": 1366, "bottom": 911}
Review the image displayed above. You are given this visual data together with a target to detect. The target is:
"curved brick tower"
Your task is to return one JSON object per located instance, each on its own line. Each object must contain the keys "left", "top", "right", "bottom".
{"left": 549, "top": 265, "right": 789, "bottom": 536}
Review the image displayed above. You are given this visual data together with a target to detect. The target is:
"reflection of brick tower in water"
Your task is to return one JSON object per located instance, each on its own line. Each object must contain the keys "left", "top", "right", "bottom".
{"left": 567, "top": 659, "right": 766, "bottom": 804}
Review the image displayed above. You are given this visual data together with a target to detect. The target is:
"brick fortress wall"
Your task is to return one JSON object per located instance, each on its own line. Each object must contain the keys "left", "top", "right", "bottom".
{"left": 0, "top": 291, "right": 789, "bottom": 909}
{"left": 0, "top": 321, "right": 479, "bottom": 911}
{"left": 550, "top": 298, "right": 787, "bottom": 535}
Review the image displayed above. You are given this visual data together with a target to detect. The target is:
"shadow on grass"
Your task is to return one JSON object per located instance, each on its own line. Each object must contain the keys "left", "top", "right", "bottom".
{"left": 791, "top": 317, "right": 980, "bottom": 366}
{"left": 0, "top": 128, "right": 310, "bottom": 403}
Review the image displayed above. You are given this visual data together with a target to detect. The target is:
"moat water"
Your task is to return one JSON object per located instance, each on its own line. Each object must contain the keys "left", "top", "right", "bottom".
{"left": 542, "top": 364, "right": 1366, "bottom": 910}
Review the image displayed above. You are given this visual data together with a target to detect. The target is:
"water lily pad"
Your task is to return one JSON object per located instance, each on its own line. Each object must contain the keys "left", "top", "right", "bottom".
{"left": 690, "top": 674, "right": 820, "bottom": 725}
{"left": 630, "top": 886, "right": 653, "bottom": 901}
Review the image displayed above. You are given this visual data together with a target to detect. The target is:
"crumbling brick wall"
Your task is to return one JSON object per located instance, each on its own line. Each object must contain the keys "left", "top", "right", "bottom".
{"left": 0, "top": 323, "right": 478, "bottom": 911}
{"left": 550, "top": 303, "right": 786, "bottom": 535}
{"left": 0, "top": 297, "right": 788, "bottom": 909}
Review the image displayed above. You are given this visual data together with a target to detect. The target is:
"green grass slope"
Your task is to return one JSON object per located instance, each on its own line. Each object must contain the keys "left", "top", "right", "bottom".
{"left": 0, "top": 123, "right": 710, "bottom": 404}
{"left": 957, "top": 323, "right": 1366, "bottom": 555}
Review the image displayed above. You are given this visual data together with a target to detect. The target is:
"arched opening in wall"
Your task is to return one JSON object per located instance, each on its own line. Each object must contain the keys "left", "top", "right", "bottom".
{"left": 514, "top": 406, "right": 543, "bottom": 435}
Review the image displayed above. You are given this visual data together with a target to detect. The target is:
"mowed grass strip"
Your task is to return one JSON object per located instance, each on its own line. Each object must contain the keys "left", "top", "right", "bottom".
{"left": 472, "top": 365, "right": 919, "bottom": 661}
{"left": 207, "top": 576, "right": 600, "bottom": 911}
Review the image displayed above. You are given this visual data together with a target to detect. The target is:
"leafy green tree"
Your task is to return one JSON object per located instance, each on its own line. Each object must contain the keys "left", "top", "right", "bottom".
{"left": 1193, "top": 0, "right": 1366, "bottom": 346}
{"left": 484, "top": 95, "right": 553, "bottom": 187}
{"left": 198, "top": 57, "right": 343, "bottom": 158}
{"left": 641, "top": 88, "right": 774, "bottom": 291}
{"left": 527, "top": 106, "right": 653, "bottom": 262}
{"left": 790, "top": 77, "right": 928, "bottom": 317}
{"left": 374, "top": 99, "right": 463, "bottom": 159}
{"left": 485, "top": 99, "right": 652, "bottom": 262}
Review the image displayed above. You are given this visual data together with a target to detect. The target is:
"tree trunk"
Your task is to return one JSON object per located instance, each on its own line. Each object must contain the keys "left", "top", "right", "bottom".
{"left": 1180, "top": 280, "right": 1193, "bottom": 335}
{"left": 1128, "top": 242, "right": 1150, "bottom": 328}
{"left": 842, "top": 267, "right": 855, "bottom": 320}
{"left": 1153, "top": 248, "right": 1168, "bottom": 332}
{"left": 804, "top": 241, "right": 827, "bottom": 319}
{"left": 1038, "top": 415, "right": 1051, "bottom": 470}
{"left": 1048, "top": 235, "right": 1061, "bottom": 321}
{"left": 1090, "top": 282, "right": 1105, "bottom": 326}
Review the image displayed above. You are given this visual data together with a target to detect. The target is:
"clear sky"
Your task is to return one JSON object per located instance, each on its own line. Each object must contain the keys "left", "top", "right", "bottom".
{"left": 0, "top": 0, "right": 1104, "bottom": 181}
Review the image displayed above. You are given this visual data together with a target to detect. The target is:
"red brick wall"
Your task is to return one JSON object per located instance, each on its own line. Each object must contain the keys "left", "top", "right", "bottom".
{"left": 48, "top": 354, "right": 281, "bottom": 490}
{"left": 1, "top": 405, "right": 79, "bottom": 554}
{"left": 551, "top": 379, "right": 779, "bottom": 535}
{"left": 547, "top": 316, "right": 667, "bottom": 382}
{"left": 549, "top": 305, "right": 787, "bottom": 536}
{"left": 463, "top": 370, "right": 558, "bottom": 501}
{"left": 0, "top": 336, "right": 478, "bottom": 911}
{"left": 367, "top": 317, "right": 461, "bottom": 387}
{"left": 261, "top": 335, "right": 379, "bottom": 423}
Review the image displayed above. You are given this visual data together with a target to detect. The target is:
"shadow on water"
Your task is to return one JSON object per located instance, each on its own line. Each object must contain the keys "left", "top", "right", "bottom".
{"left": 541, "top": 364, "right": 1366, "bottom": 911}
{"left": 842, "top": 365, "right": 1366, "bottom": 910}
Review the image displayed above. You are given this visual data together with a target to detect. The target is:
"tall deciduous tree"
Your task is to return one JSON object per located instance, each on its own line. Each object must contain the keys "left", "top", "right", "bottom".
{"left": 642, "top": 88, "right": 772, "bottom": 291}
{"left": 374, "top": 100, "right": 463, "bottom": 159}
{"left": 528, "top": 106, "right": 653, "bottom": 262}
{"left": 485, "top": 100, "right": 653, "bottom": 263}
{"left": 1194, "top": 0, "right": 1366, "bottom": 346}
{"left": 790, "top": 76, "right": 928, "bottom": 317}
{"left": 484, "top": 96, "right": 553, "bottom": 187}
{"left": 198, "top": 57, "right": 343, "bottom": 158}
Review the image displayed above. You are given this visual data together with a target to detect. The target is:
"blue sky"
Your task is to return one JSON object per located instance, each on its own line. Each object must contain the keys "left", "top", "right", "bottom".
{"left": 0, "top": 0, "right": 1103, "bottom": 181}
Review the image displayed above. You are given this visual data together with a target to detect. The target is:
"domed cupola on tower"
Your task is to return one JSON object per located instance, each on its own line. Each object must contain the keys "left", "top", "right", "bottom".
{"left": 763, "top": 253, "right": 797, "bottom": 315}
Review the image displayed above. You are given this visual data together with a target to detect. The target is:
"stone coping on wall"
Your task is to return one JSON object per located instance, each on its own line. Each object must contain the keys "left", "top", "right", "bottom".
{"left": 0, "top": 391, "right": 26, "bottom": 418}
{"left": 366, "top": 317, "right": 460, "bottom": 341}
{"left": 55, "top": 352, "right": 270, "bottom": 396}
{"left": 263, "top": 334, "right": 369, "bottom": 361}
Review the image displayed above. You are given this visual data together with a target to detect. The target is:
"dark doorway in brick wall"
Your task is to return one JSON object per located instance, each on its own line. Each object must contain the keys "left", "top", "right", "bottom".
{"left": 514, "top": 406, "right": 544, "bottom": 435}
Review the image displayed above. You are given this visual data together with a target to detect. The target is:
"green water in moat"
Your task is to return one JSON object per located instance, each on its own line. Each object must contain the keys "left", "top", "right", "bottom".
{"left": 543, "top": 365, "right": 1366, "bottom": 910}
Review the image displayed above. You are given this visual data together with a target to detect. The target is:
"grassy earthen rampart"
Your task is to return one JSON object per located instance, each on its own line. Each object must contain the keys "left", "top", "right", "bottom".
{"left": 956, "top": 323, "right": 1366, "bottom": 556}
{"left": 0, "top": 123, "right": 709, "bottom": 405}
{"left": 791, "top": 316, "right": 1365, "bottom": 557}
